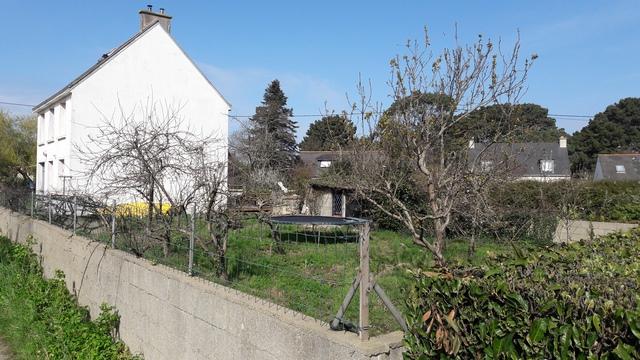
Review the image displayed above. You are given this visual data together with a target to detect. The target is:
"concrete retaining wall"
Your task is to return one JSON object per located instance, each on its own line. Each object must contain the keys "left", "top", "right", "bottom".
{"left": 553, "top": 219, "right": 638, "bottom": 243}
{"left": 0, "top": 208, "right": 403, "bottom": 360}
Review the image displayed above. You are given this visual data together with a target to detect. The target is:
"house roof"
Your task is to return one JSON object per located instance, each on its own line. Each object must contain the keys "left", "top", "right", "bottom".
{"left": 33, "top": 21, "right": 231, "bottom": 113}
{"left": 469, "top": 142, "right": 571, "bottom": 177}
{"left": 595, "top": 154, "right": 640, "bottom": 181}
{"left": 299, "top": 151, "right": 343, "bottom": 178}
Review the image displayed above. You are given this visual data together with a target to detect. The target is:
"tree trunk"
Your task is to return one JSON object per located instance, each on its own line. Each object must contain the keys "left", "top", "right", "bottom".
{"left": 433, "top": 222, "right": 447, "bottom": 268}
{"left": 468, "top": 231, "right": 476, "bottom": 258}
{"left": 217, "top": 249, "right": 228, "bottom": 282}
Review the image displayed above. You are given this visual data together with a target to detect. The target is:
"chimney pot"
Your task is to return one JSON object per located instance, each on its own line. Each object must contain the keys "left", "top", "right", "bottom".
{"left": 559, "top": 136, "right": 567, "bottom": 148}
{"left": 139, "top": 6, "right": 172, "bottom": 33}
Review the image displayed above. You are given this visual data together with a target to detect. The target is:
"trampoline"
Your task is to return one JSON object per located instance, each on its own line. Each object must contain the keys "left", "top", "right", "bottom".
{"left": 270, "top": 215, "right": 369, "bottom": 226}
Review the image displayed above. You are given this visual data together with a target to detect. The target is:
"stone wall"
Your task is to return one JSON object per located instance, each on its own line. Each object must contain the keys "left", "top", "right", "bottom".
{"left": 0, "top": 207, "right": 403, "bottom": 360}
{"left": 553, "top": 219, "right": 638, "bottom": 243}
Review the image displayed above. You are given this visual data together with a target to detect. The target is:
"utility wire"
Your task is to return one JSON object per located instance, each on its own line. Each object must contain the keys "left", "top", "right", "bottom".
{"left": 1, "top": 99, "right": 594, "bottom": 121}
{"left": 0, "top": 101, "right": 36, "bottom": 108}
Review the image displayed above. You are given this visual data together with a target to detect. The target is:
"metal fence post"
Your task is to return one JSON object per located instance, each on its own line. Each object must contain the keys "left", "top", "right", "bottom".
{"left": 72, "top": 195, "right": 77, "bottom": 235}
{"left": 30, "top": 189, "right": 35, "bottom": 218}
{"left": 359, "top": 221, "right": 370, "bottom": 341}
{"left": 48, "top": 193, "right": 52, "bottom": 224}
{"left": 188, "top": 205, "right": 195, "bottom": 276}
{"left": 111, "top": 200, "right": 116, "bottom": 248}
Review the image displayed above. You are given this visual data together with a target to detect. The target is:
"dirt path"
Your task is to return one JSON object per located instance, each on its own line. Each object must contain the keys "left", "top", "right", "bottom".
{"left": 0, "top": 338, "right": 12, "bottom": 360}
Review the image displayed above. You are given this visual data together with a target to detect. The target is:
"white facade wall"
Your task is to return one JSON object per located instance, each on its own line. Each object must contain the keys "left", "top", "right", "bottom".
{"left": 36, "top": 98, "right": 73, "bottom": 194}
{"left": 36, "top": 24, "right": 229, "bottom": 201}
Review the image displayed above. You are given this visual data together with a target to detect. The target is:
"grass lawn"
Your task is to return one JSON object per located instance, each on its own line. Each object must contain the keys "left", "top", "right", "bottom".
{"left": 100, "top": 218, "right": 523, "bottom": 336}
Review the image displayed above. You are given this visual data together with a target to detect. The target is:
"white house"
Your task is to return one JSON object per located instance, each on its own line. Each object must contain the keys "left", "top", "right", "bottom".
{"left": 33, "top": 6, "right": 230, "bottom": 199}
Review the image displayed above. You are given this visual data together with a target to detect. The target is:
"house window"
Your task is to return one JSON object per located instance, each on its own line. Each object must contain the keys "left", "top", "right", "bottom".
{"left": 47, "top": 108, "right": 55, "bottom": 142}
{"left": 37, "top": 162, "right": 45, "bottom": 192}
{"left": 481, "top": 160, "right": 494, "bottom": 172}
{"left": 57, "top": 103, "right": 66, "bottom": 139}
{"left": 540, "top": 159, "right": 554, "bottom": 173}
{"left": 37, "top": 114, "right": 45, "bottom": 145}
{"left": 319, "top": 160, "right": 332, "bottom": 168}
{"left": 616, "top": 165, "right": 626, "bottom": 174}
{"left": 58, "top": 159, "right": 65, "bottom": 177}
{"left": 47, "top": 161, "right": 54, "bottom": 192}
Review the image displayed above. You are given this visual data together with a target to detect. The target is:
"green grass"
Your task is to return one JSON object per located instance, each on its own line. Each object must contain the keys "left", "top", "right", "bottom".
{"left": 90, "top": 217, "right": 522, "bottom": 336}
{"left": 0, "top": 236, "right": 139, "bottom": 360}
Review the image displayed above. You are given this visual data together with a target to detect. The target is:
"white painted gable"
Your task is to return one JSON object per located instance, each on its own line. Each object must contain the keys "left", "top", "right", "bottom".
{"left": 35, "top": 23, "right": 230, "bottom": 198}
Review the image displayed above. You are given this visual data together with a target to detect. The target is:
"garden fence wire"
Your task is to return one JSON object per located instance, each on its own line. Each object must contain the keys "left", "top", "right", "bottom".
{"left": 0, "top": 189, "right": 405, "bottom": 336}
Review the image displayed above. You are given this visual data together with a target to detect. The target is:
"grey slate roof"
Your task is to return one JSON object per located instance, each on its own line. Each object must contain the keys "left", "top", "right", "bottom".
{"left": 594, "top": 154, "right": 640, "bottom": 181}
{"left": 469, "top": 142, "right": 571, "bottom": 178}
{"left": 299, "top": 151, "right": 343, "bottom": 178}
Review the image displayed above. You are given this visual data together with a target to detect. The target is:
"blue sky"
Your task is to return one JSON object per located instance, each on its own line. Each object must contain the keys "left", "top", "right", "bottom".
{"left": 1, "top": 1, "right": 639, "bottom": 138}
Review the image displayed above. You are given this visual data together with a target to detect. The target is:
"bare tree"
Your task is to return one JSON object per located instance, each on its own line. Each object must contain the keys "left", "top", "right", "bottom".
{"left": 77, "top": 100, "right": 217, "bottom": 256}
{"left": 341, "top": 29, "right": 535, "bottom": 267}
{"left": 188, "top": 144, "right": 233, "bottom": 280}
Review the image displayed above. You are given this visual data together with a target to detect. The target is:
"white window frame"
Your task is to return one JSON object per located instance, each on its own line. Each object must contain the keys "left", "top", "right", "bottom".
{"left": 57, "top": 102, "right": 67, "bottom": 140}
{"left": 47, "top": 108, "right": 55, "bottom": 142}
{"left": 37, "top": 114, "right": 45, "bottom": 145}
{"left": 480, "top": 160, "right": 494, "bottom": 172}
{"left": 540, "top": 159, "right": 554, "bottom": 173}
{"left": 319, "top": 160, "right": 332, "bottom": 168}
{"left": 615, "top": 165, "right": 626, "bottom": 174}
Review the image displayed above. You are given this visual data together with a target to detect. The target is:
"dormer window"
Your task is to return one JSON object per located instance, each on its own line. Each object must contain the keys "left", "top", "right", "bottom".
{"left": 616, "top": 165, "right": 626, "bottom": 174}
{"left": 319, "top": 160, "right": 332, "bottom": 168}
{"left": 480, "top": 160, "right": 493, "bottom": 172}
{"left": 540, "top": 159, "right": 554, "bottom": 173}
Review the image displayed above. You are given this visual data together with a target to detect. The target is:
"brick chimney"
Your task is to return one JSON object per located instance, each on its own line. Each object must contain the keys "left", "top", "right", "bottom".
{"left": 139, "top": 5, "right": 172, "bottom": 33}
{"left": 559, "top": 136, "right": 567, "bottom": 148}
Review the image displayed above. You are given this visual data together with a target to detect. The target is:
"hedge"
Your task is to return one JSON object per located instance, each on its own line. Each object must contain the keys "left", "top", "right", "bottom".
{"left": 403, "top": 228, "right": 640, "bottom": 359}
{"left": 364, "top": 180, "right": 640, "bottom": 243}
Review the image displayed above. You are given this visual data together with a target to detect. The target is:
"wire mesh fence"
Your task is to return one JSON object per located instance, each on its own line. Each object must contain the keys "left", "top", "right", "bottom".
{"left": 0, "top": 188, "right": 406, "bottom": 336}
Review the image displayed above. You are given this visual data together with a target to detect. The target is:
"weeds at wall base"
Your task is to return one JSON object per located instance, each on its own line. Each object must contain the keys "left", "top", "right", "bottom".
{"left": 0, "top": 235, "right": 141, "bottom": 360}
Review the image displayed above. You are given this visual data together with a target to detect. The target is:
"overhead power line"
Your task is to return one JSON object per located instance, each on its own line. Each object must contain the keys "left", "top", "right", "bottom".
{"left": 0, "top": 101, "right": 36, "bottom": 108}
{"left": 1, "top": 99, "right": 593, "bottom": 121}
{"left": 230, "top": 112, "right": 593, "bottom": 122}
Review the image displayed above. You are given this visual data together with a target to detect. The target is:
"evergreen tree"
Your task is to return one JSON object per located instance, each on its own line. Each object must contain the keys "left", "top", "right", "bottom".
{"left": 299, "top": 115, "right": 356, "bottom": 151}
{"left": 570, "top": 97, "right": 640, "bottom": 173}
{"left": 456, "top": 103, "right": 568, "bottom": 143}
{"left": 248, "top": 80, "right": 298, "bottom": 171}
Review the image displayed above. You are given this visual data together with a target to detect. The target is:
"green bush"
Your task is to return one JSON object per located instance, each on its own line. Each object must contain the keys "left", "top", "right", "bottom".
{"left": 0, "top": 236, "right": 140, "bottom": 359}
{"left": 403, "top": 229, "right": 640, "bottom": 359}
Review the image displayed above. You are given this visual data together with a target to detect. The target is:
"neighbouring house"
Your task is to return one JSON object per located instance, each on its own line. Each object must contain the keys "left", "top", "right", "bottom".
{"left": 469, "top": 136, "right": 571, "bottom": 181}
{"left": 593, "top": 153, "right": 640, "bottom": 181}
{"left": 299, "top": 151, "right": 357, "bottom": 217}
{"left": 33, "top": 6, "right": 230, "bottom": 198}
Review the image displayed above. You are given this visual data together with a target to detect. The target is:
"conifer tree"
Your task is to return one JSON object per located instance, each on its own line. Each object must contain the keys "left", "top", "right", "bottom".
{"left": 248, "top": 80, "right": 298, "bottom": 171}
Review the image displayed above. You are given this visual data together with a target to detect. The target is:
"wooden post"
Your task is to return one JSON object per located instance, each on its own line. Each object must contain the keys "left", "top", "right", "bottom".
{"left": 111, "top": 200, "right": 116, "bottom": 248}
{"left": 188, "top": 205, "right": 195, "bottom": 276}
{"left": 359, "top": 221, "right": 370, "bottom": 340}
{"left": 48, "top": 193, "right": 52, "bottom": 224}
{"left": 30, "top": 189, "right": 35, "bottom": 217}
{"left": 72, "top": 195, "right": 77, "bottom": 235}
